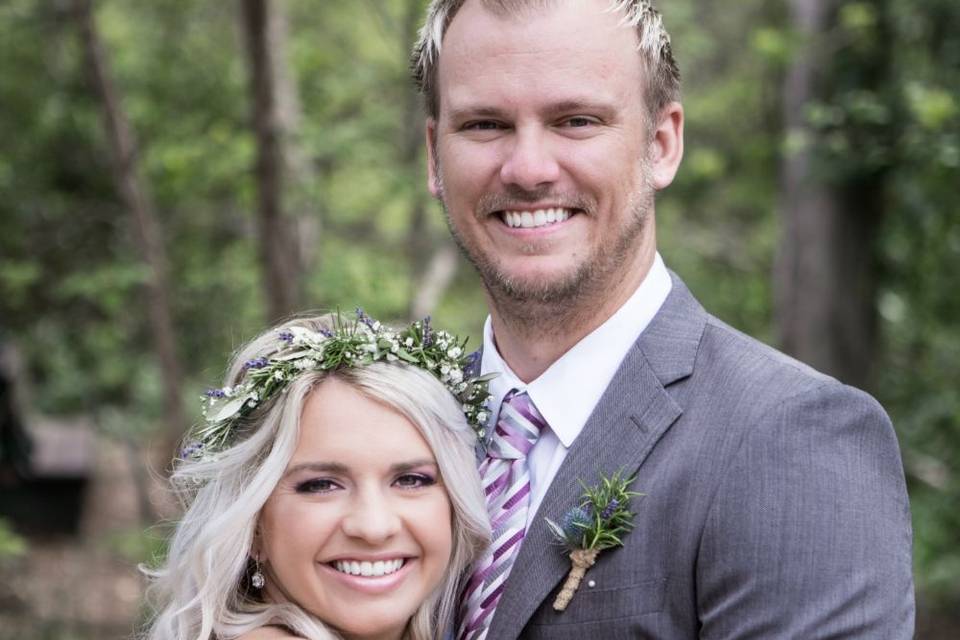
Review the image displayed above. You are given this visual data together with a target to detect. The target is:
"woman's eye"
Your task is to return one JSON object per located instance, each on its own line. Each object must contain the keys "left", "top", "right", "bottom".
{"left": 394, "top": 473, "right": 436, "bottom": 489}
{"left": 295, "top": 478, "right": 341, "bottom": 494}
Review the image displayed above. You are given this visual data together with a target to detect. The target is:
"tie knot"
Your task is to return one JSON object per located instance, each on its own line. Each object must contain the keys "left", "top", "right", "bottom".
{"left": 487, "top": 390, "right": 547, "bottom": 460}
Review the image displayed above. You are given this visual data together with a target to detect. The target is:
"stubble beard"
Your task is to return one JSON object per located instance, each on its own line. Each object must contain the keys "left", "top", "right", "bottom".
{"left": 436, "top": 171, "right": 655, "bottom": 338}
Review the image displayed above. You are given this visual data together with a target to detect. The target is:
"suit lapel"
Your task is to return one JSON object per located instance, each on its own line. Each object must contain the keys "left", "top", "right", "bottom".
{"left": 485, "top": 272, "right": 706, "bottom": 639}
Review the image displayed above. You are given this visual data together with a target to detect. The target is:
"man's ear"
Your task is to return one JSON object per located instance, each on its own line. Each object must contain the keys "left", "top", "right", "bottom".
{"left": 647, "top": 102, "right": 684, "bottom": 190}
{"left": 425, "top": 118, "right": 441, "bottom": 198}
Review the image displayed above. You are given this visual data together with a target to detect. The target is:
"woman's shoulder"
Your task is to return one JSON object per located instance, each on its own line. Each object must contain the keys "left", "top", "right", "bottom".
{"left": 236, "top": 626, "right": 303, "bottom": 640}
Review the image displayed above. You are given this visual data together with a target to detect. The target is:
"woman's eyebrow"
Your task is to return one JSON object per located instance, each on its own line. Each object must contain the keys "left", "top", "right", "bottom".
{"left": 283, "top": 461, "right": 349, "bottom": 477}
{"left": 282, "top": 459, "right": 438, "bottom": 476}
{"left": 389, "top": 459, "right": 439, "bottom": 474}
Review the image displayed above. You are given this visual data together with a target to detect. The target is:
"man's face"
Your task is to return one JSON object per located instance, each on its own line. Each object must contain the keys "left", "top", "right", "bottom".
{"left": 427, "top": 0, "right": 665, "bottom": 306}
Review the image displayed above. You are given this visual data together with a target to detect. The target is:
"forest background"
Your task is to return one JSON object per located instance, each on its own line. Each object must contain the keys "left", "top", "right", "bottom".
{"left": 0, "top": 0, "right": 957, "bottom": 637}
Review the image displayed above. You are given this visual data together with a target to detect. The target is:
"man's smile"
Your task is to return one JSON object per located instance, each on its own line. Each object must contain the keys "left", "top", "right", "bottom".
{"left": 500, "top": 207, "right": 575, "bottom": 229}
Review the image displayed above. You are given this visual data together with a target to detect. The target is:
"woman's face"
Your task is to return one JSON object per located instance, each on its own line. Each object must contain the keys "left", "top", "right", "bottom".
{"left": 257, "top": 377, "right": 454, "bottom": 640}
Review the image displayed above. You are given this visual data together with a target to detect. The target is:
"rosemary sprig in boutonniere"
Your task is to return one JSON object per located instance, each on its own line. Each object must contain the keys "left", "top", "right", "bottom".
{"left": 545, "top": 470, "right": 642, "bottom": 611}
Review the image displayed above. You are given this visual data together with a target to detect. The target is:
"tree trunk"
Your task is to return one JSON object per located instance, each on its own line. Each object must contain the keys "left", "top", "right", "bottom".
{"left": 400, "top": 0, "right": 458, "bottom": 319}
{"left": 240, "top": 0, "right": 304, "bottom": 322}
{"left": 774, "top": 0, "right": 885, "bottom": 388}
{"left": 409, "top": 243, "right": 460, "bottom": 321}
{"left": 268, "top": 1, "right": 321, "bottom": 275}
{"left": 74, "top": 0, "right": 187, "bottom": 464}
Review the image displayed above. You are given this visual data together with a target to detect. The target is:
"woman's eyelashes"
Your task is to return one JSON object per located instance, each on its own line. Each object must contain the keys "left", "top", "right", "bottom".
{"left": 295, "top": 477, "right": 342, "bottom": 494}
{"left": 292, "top": 472, "right": 438, "bottom": 493}
{"left": 393, "top": 472, "right": 437, "bottom": 489}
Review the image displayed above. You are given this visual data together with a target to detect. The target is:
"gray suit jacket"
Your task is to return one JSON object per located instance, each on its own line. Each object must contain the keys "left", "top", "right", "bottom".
{"left": 486, "top": 273, "right": 914, "bottom": 639}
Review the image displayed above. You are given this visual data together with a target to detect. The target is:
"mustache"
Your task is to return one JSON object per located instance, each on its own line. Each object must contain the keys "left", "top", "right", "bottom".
{"left": 476, "top": 188, "right": 595, "bottom": 217}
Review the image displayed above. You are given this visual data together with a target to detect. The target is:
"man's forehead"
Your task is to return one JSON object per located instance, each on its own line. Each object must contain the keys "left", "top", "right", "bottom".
{"left": 452, "top": 0, "right": 621, "bottom": 24}
{"left": 441, "top": 0, "right": 635, "bottom": 55}
{"left": 439, "top": 0, "right": 641, "bottom": 68}
{"left": 474, "top": 0, "right": 566, "bottom": 18}
{"left": 438, "top": 0, "right": 641, "bottom": 80}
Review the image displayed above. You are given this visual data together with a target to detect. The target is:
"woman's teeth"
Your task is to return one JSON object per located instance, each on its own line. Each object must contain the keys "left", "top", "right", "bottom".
{"left": 503, "top": 208, "right": 572, "bottom": 229}
{"left": 333, "top": 558, "right": 405, "bottom": 577}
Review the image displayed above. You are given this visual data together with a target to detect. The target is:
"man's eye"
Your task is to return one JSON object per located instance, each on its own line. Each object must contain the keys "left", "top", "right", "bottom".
{"left": 394, "top": 473, "right": 436, "bottom": 489}
{"left": 295, "top": 478, "right": 341, "bottom": 493}
{"left": 463, "top": 120, "right": 502, "bottom": 131}
{"left": 563, "top": 116, "right": 595, "bottom": 128}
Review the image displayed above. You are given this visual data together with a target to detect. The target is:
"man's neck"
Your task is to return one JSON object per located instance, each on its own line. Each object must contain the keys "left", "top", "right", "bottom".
{"left": 488, "top": 249, "right": 656, "bottom": 383}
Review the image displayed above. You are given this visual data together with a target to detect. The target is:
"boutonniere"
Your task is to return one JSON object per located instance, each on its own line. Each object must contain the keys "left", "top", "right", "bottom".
{"left": 545, "top": 470, "right": 642, "bottom": 611}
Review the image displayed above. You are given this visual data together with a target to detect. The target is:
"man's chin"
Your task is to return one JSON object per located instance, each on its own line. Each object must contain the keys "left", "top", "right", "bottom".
{"left": 484, "top": 266, "right": 590, "bottom": 306}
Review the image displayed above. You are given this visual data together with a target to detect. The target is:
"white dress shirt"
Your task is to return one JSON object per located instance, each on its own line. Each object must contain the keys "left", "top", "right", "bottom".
{"left": 480, "top": 252, "right": 672, "bottom": 527}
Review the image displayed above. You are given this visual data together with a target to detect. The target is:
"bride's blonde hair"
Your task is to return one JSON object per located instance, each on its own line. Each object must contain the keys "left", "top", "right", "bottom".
{"left": 142, "top": 314, "right": 490, "bottom": 640}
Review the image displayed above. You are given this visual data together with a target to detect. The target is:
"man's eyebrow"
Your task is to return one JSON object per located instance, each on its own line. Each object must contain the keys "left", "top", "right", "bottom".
{"left": 446, "top": 100, "right": 616, "bottom": 122}
{"left": 544, "top": 99, "right": 617, "bottom": 117}
{"left": 447, "top": 105, "right": 508, "bottom": 121}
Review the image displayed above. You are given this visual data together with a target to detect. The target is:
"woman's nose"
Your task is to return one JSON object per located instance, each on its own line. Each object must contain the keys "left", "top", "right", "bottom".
{"left": 340, "top": 489, "right": 402, "bottom": 544}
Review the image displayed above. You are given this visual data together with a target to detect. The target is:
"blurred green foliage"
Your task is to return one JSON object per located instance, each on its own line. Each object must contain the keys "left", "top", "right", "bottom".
{"left": 0, "top": 0, "right": 957, "bottom": 617}
{"left": 0, "top": 518, "right": 27, "bottom": 560}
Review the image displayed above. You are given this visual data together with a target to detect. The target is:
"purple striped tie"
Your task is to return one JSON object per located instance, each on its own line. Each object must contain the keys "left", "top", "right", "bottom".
{"left": 458, "top": 390, "right": 547, "bottom": 640}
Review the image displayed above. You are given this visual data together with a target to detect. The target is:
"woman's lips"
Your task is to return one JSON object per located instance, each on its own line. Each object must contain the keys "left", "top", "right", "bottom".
{"left": 320, "top": 557, "right": 416, "bottom": 595}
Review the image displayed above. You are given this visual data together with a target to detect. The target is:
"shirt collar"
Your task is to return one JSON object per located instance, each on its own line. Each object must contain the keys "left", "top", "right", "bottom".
{"left": 481, "top": 252, "right": 673, "bottom": 448}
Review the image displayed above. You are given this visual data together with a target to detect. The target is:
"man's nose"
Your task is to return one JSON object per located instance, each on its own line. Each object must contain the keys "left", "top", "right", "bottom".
{"left": 499, "top": 129, "right": 560, "bottom": 191}
{"left": 340, "top": 489, "right": 401, "bottom": 544}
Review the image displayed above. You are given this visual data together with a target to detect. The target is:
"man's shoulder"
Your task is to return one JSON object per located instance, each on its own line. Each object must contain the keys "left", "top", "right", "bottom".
{"left": 691, "top": 311, "right": 889, "bottom": 423}
{"left": 700, "top": 312, "right": 833, "bottom": 388}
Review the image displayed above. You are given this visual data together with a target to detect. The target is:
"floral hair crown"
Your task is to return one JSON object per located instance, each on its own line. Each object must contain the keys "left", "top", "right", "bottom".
{"left": 181, "top": 309, "right": 494, "bottom": 461}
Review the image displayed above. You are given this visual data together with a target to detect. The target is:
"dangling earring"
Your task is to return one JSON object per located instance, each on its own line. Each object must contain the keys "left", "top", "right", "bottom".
{"left": 251, "top": 551, "right": 265, "bottom": 589}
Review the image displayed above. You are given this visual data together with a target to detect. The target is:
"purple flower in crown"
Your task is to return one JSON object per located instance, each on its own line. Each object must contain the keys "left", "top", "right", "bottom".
{"left": 277, "top": 330, "right": 295, "bottom": 343}
{"left": 180, "top": 441, "right": 204, "bottom": 460}
{"left": 243, "top": 357, "right": 269, "bottom": 370}
{"left": 355, "top": 307, "right": 377, "bottom": 330}
{"left": 319, "top": 328, "right": 334, "bottom": 338}
{"left": 464, "top": 349, "right": 482, "bottom": 379}
{"left": 421, "top": 315, "right": 433, "bottom": 347}
{"left": 204, "top": 388, "right": 227, "bottom": 399}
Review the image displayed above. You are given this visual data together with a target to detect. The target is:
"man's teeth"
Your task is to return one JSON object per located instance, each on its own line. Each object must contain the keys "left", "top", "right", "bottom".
{"left": 333, "top": 558, "right": 405, "bottom": 577}
{"left": 503, "top": 208, "right": 572, "bottom": 229}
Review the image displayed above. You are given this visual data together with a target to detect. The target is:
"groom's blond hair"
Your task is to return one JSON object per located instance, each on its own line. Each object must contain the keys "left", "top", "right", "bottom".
{"left": 411, "top": 0, "right": 681, "bottom": 122}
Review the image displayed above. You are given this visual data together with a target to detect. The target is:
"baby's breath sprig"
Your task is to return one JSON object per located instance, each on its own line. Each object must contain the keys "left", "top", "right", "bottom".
{"left": 545, "top": 470, "right": 642, "bottom": 611}
{"left": 183, "top": 309, "right": 495, "bottom": 462}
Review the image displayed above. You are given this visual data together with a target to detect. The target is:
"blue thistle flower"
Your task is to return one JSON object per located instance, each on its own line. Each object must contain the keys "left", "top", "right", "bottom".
{"left": 561, "top": 506, "right": 592, "bottom": 540}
